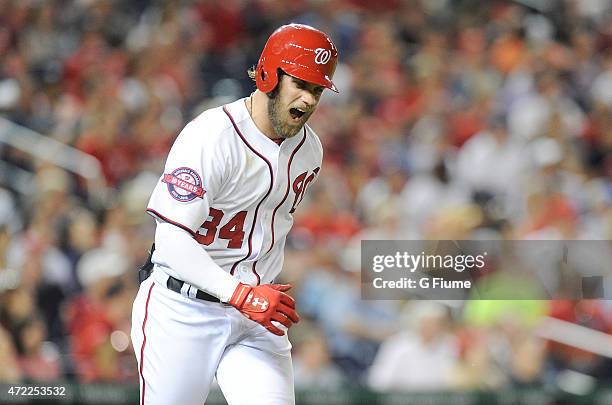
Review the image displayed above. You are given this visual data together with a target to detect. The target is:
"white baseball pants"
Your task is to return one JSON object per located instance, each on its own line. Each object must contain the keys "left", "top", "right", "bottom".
{"left": 131, "top": 268, "right": 295, "bottom": 405}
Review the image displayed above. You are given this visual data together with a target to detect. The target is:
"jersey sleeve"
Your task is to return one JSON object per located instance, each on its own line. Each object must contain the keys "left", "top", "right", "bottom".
{"left": 146, "top": 119, "right": 225, "bottom": 233}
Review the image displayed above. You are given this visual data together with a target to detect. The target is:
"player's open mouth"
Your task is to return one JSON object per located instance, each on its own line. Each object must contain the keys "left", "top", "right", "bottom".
{"left": 289, "top": 107, "right": 305, "bottom": 120}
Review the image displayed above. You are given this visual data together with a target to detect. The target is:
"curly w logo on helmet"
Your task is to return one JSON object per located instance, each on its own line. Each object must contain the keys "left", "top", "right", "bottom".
{"left": 314, "top": 48, "right": 332, "bottom": 65}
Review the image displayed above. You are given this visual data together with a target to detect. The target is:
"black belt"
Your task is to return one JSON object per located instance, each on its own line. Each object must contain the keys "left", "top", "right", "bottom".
{"left": 139, "top": 244, "right": 221, "bottom": 303}
{"left": 166, "top": 275, "right": 221, "bottom": 303}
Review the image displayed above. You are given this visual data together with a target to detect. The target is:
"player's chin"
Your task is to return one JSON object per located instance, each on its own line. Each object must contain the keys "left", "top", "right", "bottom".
{"left": 285, "top": 126, "right": 303, "bottom": 138}
{"left": 281, "top": 122, "right": 304, "bottom": 138}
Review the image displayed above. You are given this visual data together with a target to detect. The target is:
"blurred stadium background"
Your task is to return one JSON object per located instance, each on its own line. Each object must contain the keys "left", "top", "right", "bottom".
{"left": 0, "top": 0, "right": 611, "bottom": 404}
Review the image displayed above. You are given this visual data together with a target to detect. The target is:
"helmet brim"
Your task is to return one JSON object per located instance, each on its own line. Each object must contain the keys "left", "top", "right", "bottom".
{"left": 283, "top": 65, "right": 339, "bottom": 93}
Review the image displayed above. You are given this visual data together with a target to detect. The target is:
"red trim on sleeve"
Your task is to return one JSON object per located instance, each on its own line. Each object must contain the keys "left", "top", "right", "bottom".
{"left": 139, "top": 283, "right": 155, "bottom": 405}
{"left": 146, "top": 208, "right": 197, "bottom": 236}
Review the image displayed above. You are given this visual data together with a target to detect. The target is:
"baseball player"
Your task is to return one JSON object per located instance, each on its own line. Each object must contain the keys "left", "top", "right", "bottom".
{"left": 130, "top": 24, "right": 338, "bottom": 404}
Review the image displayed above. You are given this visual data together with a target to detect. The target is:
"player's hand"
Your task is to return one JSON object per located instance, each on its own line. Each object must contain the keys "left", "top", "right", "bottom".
{"left": 228, "top": 283, "right": 300, "bottom": 336}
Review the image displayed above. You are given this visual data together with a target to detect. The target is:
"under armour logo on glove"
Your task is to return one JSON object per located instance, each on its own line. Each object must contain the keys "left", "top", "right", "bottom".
{"left": 228, "top": 283, "right": 299, "bottom": 336}
{"left": 251, "top": 296, "right": 269, "bottom": 311}
{"left": 245, "top": 293, "right": 269, "bottom": 311}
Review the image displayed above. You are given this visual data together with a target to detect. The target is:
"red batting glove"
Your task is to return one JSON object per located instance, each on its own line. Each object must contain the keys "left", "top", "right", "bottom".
{"left": 228, "top": 283, "right": 300, "bottom": 336}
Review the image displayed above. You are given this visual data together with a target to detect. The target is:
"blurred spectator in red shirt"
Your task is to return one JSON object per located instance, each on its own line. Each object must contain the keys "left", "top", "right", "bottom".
{"left": 65, "top": 248, "right": 134, "bottom": 382}
{"left": 13, "top": 315, "right": 61, "bottom": 382}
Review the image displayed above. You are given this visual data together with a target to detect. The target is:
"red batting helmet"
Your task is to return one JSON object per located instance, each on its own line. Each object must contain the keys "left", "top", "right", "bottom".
{"left": 255, "top": 24, "right": 339, "bottom": 93}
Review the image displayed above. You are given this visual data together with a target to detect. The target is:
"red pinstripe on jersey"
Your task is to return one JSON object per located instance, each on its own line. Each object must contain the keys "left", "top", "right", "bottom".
{"left": 139, "top": 283, "right": 155, "bottom": 405}
{"left": 253, "top": 128, "right": 307, "bottom": 277}
{"left": 266, "top": 128, "right": 306, "bottom": 254}
{"left": 223, "top": 105, "right": 274, "bottom": 285}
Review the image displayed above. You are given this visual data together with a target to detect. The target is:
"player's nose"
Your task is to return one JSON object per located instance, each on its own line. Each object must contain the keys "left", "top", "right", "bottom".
{"left": 299, "top": 89, "right": 317, "bottom": 108}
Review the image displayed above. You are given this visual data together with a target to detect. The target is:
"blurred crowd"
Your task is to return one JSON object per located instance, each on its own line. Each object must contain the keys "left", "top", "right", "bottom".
{"left": 0, "top": 0, "right": 611, "bottom": 394}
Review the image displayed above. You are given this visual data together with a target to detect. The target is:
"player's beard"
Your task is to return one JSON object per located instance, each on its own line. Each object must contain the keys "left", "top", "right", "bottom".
{"left": 268, "top": 91, "right": 307, "bottom": 139}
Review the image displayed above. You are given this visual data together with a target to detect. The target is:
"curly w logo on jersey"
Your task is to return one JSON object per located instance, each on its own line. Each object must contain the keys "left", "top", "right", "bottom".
{"left": 290, "top": 167, "right": 320, "bottom": 213}
{"left": 162, "top": 167, "right": 205, "bottom": 202}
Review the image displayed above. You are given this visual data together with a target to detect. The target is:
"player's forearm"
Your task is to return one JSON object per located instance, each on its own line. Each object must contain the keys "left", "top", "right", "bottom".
{"left": 153, "top": 221, "right": 240, "bottom": 302}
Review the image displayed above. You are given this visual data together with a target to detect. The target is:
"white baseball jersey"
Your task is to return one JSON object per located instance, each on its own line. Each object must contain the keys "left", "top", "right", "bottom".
{"left": 146, "top": 97, "right": 322, "bottom": 290}
{"left": 132, "top": 97, "right": 323, "bottom": 405}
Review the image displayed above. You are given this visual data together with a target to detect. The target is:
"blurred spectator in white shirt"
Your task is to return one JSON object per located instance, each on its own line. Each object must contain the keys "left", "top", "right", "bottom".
{"left": 368, "top": 302, "right": 457, "bottom": 391}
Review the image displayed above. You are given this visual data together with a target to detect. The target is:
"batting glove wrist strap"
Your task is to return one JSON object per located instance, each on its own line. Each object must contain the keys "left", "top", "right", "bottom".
{"left": 228, "top": 282, "right": 300, "bottom": 336}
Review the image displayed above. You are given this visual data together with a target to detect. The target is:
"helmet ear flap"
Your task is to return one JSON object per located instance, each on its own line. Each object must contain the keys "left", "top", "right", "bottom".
{"left": 256, "top": 63, "right": 278, "bottom": 93}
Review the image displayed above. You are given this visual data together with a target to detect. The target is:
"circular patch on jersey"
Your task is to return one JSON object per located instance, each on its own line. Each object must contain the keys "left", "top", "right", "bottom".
{"left": 162, "top": 167, "right": 205, "bottom": 202}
